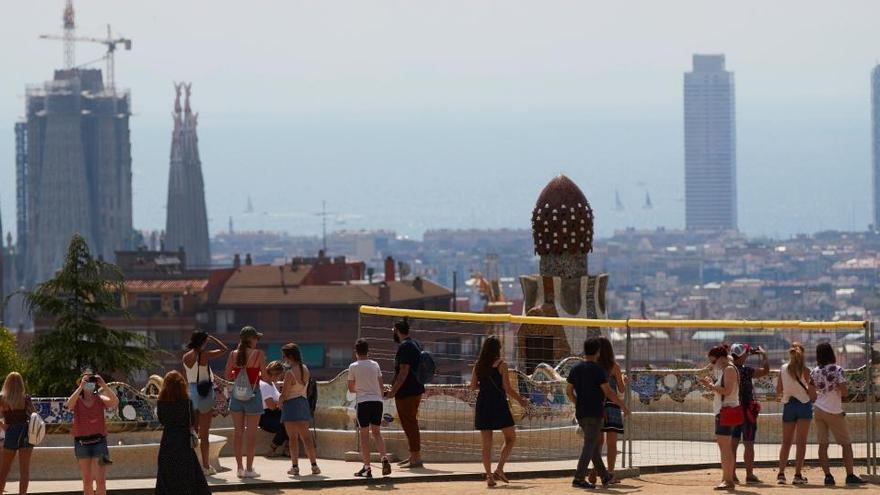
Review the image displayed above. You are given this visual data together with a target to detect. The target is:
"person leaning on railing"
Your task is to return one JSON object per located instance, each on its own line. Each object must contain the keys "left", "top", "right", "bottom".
{"left": 810, "top": 343, "right": 865, "bottom": 486}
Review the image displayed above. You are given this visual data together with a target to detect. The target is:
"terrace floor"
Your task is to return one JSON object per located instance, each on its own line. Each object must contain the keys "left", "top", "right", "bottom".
{"left": 17, "top": 440, "right": 878, "bottom": 494}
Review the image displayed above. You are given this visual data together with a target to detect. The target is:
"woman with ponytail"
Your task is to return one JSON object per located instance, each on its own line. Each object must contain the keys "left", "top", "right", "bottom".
{"left": 224, "top": 326, "right": 266, "bottom": 479}
{"left": 280, "top": 343, "right": 320, "bottom": 477}
{"left": 776, "top": 342, "right": 815, "bottom": 485}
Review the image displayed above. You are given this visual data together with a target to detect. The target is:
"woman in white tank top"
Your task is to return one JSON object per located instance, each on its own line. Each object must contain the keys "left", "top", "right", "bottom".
{"left": 182, "top": 330, "right": 228, "bottom": 475}
{"left": 776, "top": 342, "right": 815, "bottom": 485}
{"left": 700, "top": 345, "right": 739, "bottom": 490}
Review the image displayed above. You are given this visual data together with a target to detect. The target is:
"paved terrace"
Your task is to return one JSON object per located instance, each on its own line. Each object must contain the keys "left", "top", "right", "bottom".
{"left": 16, "top": 441, "right": 876, "bottom": 494}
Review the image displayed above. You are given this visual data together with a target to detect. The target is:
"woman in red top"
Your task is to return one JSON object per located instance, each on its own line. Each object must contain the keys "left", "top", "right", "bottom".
{"left": 66, "top": 372, "right": 119, "bottom": 495}
{"left": 225, "top": 326, "right": 267, "bottom": 479}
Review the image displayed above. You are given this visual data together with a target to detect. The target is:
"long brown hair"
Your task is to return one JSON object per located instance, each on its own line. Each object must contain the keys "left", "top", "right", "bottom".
{"left": 236, "top": 338, "right": 251, "bottom": 367}
{"left": 474, "top": 335, "right": 502, "bottom": 379}
{"left": 158, "top": 370, "right": 189, "bottom": 402}
{"left": 787, "top": 342, "right": 806, "bottom": 380}
{"left": 0, "top": 372, "right": 25, "bottom": 410}
{"left": 596, "top": 336, "right": 616, "bottom": 372}
{"left": 282, "top": 343, "right": 305, "bottom": 383}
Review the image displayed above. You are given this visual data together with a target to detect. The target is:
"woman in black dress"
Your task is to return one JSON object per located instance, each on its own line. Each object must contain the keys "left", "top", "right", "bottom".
{"left": 469, "top": 336, "right": 528, "bottom": 487}
{"left": 156, "top": 371, "right": 211, "bottom": 495}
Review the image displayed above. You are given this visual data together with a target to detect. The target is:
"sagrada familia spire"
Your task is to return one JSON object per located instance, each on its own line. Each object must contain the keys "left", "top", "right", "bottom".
{"left": 165, "top": 82, "right": 210, "bottom": 268}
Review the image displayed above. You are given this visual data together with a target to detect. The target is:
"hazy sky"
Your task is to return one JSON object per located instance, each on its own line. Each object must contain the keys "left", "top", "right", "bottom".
{"left": 1, "top": 1, "right": 878, "bottom": 240}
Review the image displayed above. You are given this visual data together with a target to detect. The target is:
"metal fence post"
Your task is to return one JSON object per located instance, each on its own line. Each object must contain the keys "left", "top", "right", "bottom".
{"left": 625, "top": 319, "right": 633, "bottom": 469}
{"left": 869, "top": 320, "right": 877, "bottom": 475}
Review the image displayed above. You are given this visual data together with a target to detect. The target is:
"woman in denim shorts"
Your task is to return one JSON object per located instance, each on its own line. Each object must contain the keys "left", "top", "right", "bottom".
{"left": 183, "top": 330, "right": 228, "bottom": 475}
{"left": 776, "top": 343, "right": 814, "bottom": 485}
{"left": 224, "top": 327, "right": 266, "bottom": 479}
{"left": 0, "top": 372, "right": 36, "bottom": 494}
{"left": 67, "top": 372, "right": 119, "bottom": 495}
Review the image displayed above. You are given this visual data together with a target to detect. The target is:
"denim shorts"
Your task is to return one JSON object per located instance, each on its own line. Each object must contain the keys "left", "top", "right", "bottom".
{"left": 4, "top": 423, "right": 31, "bottom": 450}
{"left": 281, "top": 396, "right": 312, "bottom": 423}
{"left": 229, "top": 385, "right": 263, "bottom": 416}
{"left": 189, "top": 383, "right": 215, "bottom": 414}
{"left": 714, "top": 414, "right": 735, "bottom": 436}
{"left": 731, "top": 418, "right": 758, "bottom": 442}
{"left": 782, "top": 398, "right": 813, "bottom": 423}
{"left": 74, "top": 436, "right": 112, "bottom": 464}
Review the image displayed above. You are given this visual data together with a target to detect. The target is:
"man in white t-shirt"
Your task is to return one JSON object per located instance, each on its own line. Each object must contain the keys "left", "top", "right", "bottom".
{"left": 348, "top": 339, "right": 391, "bottom": 479}
{"left": 257, "top": 361, "right": 288, "bottom": 456}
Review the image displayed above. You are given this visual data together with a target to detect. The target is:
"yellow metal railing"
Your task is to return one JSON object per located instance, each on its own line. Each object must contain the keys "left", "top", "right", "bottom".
{"left": 359, "top": 305, "right": 866, "bottom": 330}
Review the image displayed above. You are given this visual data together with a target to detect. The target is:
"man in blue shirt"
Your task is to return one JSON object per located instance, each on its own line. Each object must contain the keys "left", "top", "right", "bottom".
{"left": 567, "top": 337, "right": 630, "bottom": 488}
{"left": 385, "top": 318, "right": 425, "bottom": 468}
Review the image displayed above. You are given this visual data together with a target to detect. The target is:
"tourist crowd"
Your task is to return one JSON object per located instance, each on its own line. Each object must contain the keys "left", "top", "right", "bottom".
{"left": 0, "top": 320, "right": 868, "bottom": 493}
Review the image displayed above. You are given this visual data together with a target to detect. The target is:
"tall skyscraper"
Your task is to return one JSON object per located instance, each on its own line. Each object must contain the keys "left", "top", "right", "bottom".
{"left": 684, "top": 54, "right": 738, "bottom": 231}
{"left": 165, "top": 83, "right": 210, "bottom": 268}
{"left": 22, "top": 68, "right": 133, "bottom": 285}
{"left": 871, "top": 65, "right": 880, "bottom": 229}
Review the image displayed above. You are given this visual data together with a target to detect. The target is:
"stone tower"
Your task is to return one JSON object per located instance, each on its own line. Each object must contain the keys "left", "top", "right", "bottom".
{"left": 164, "top": 82, "right": 210, "bottom": 268}
{"left": 517, "top": 175, "right": 608, "bottom": 372}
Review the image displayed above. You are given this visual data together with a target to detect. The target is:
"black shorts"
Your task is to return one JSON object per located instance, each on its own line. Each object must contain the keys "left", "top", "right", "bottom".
{"left": 356, "top": 401, "right": 383, "bottom": 427}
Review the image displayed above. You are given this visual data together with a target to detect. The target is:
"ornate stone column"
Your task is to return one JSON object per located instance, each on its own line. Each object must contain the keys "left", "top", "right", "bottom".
{"left": 518, "top": 175, "right": 608, "bottom": 372}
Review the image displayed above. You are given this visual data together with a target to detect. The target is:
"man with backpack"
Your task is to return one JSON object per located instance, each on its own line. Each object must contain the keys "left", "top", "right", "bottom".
{"left": 385, "top": 318, "right": 426, "bottom": 468}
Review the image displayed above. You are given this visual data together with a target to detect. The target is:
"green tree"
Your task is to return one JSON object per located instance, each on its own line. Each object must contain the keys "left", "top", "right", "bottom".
{"left": 0, "top": 327, "right": 22, "bottom": 379}
{"left": 22, "top": 234, "right": 155, "bottom": 395}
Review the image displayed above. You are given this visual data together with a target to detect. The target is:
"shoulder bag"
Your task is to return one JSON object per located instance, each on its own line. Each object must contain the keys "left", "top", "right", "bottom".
{"left": 718, "top": 366, "right": 744, "bottom": 427}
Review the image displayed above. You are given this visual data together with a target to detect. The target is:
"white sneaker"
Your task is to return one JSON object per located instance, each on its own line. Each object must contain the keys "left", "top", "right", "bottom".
{"left": 288, "top": 466, "right": 300, "bottom": 476}
{"left": 236, "top": 468, "right": 246, "bottom": 479}
{"left": 203, "top": 466, "right": 217, "bottom": 476}
{"left": 244, "top": 470, "right": 260, "bottom": 478}
{"left": 311, "top": 464, "right": 321, "bottom": 475}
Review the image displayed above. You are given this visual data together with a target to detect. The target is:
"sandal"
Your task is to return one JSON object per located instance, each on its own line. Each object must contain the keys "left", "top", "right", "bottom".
{"left": 493, "top": 470, "right": 509, "bottom": 483}
{"left": 486, "top": 473, "right": 497, "bottom": 487}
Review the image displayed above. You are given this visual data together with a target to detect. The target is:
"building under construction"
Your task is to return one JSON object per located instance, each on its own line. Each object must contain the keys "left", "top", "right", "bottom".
{"left": 164, "top": 83, "right": 210, "bottom": 268}
{"left": 13, "top": 1, "right": 134, "bottom": 287}
{"left": 19, "top": 68, "right": 133, "bottom": 286}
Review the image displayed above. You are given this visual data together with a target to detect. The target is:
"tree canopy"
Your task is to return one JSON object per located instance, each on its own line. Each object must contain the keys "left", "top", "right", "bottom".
{"left": 22, "top": 234, "right": 156, "bottom": 396}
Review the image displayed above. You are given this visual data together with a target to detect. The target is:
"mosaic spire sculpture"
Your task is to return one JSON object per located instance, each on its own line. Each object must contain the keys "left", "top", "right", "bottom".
{"left": 165, "top": 82, "right": 210, "bottom": 267}
{"left": 517, "top": 175, "right": 608, "bottom": 371}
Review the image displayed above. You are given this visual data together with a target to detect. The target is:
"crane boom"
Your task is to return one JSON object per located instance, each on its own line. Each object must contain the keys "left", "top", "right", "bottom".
{"left": 39, "top": 24, "right": 131, "bottom": 92}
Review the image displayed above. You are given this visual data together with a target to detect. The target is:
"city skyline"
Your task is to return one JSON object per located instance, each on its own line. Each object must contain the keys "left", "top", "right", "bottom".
{"left": 1, "top": 1, "right": 879, "bottom": 241}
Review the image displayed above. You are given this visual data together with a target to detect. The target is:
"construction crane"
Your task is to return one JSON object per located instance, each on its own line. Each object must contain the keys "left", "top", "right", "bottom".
{"left": 39, "top": 1, "right": 132, "bottom": 92}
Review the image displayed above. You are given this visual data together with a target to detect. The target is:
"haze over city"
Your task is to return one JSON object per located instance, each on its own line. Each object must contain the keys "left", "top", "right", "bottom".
{"left": 2, "top": 0, "right": 878, "bottom": 239}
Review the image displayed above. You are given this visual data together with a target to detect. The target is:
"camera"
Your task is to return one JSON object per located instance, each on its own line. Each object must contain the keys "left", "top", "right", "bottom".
{"left": 87, "top": 375, "right": 99, "bottom": 383}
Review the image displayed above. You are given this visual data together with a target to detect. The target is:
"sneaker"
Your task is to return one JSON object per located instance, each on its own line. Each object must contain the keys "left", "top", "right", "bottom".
{"left": 355, "top": 466, "right": 372, "bottom": 478}
{"left": 202, "top": 466, "right": 217, "bottom": 476}
{"left": 776, "top": 473, "right": 786, "bottom": 485}
{"left": 311, "top": 463, "right": 321, "bottom": 475}
{"left": 745, "top": 474, "right": 761, "bottom": 484}
{"left": 845, "top": 474, "right": 866, "bottom": 485}
{"left": 824, "top": 474, "right": 835, "bottom": 486}
{"left": 572, "top": 479, "right": 596, "bottom": 489}
{"left": 382, "top": 458, "right": 392, "bottom": 476}
{"left": 602, "top": 474, "right": 617, "bottom": 486}
{"left": 243, "top": 470, "right": 260, "bottom": 478}
{"left": 236, "top": 468, "right": 246, "bottom": 479}
{"left": 793, "top": 474, "right": 808, "bottom": 485}
{"left": 288, "top": 466, "right": 300, "bottom": 476}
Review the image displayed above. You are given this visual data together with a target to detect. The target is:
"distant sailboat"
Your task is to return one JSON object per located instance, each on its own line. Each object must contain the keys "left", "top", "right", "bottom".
{"left": 643, "top": 191, "right": 653, "bottom": 210}
{"left": 245, "top": 196, "right": 254, "bottom": 214}
{"left": 614, "top": 190, "right": 625, "bottom": 211}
